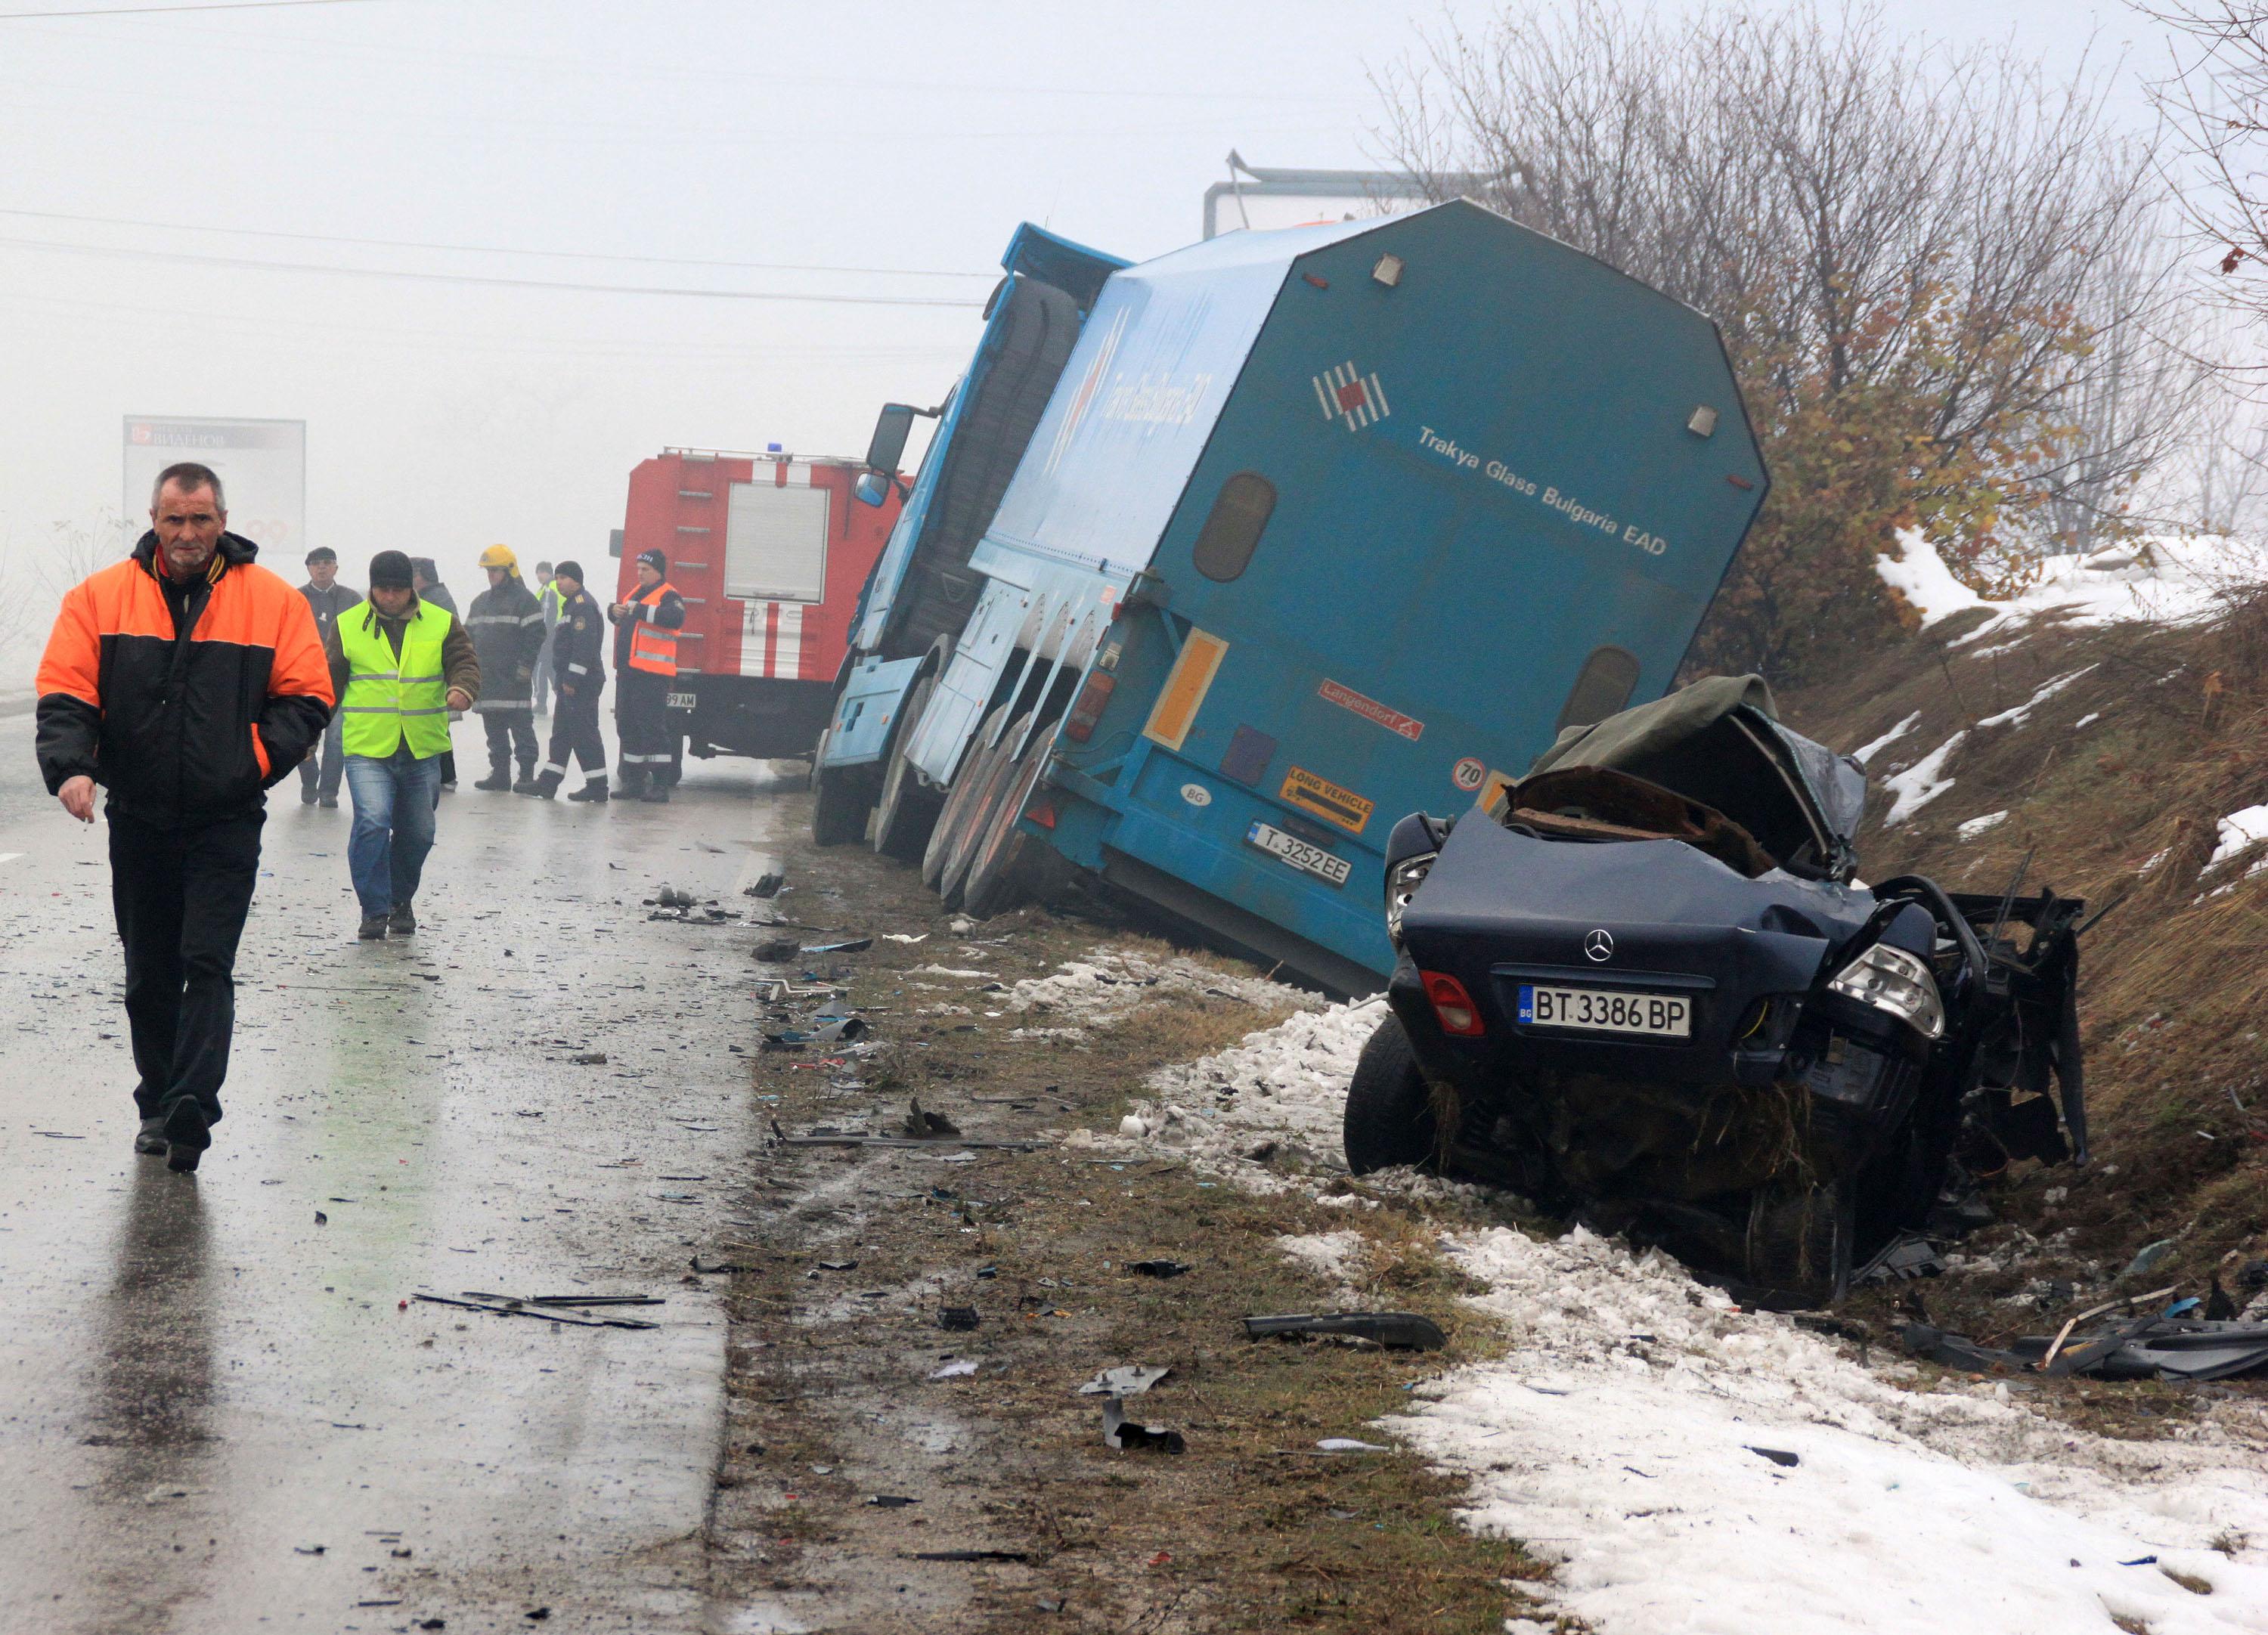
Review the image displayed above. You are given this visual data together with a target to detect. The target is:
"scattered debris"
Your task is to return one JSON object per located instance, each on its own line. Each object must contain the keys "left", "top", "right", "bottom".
{"left": 939, "top": 1306, "right": 981, "bottom": 1331}
{"left": 1901, "top": 1308, "right": 2268, "bottom": 1380}
{"left": 880, "top": 932, "right": 929, "bottom": 943}
{"left": 1078, "top": 1364, "right": 1171, "bottom": 1397}
{"left": 903, "top": 1098, "right": 962, "bottom": 1139}
{"left": 1101, "top": 1396, "right": 1185, "bottom": 1454}
{"left": 754, "top": 937, "right": 802, "bottom": 963}
{"left": 2124, "top": 1239, "right": 2177, "bottom": 1280}
{"left": 410, "top": 1293, "right": 658, "bottom": 1331}
{"left": 689, "top": 1255, "right": 747, "bottom": 1274}
{"left": 570, "top": 1051, "right": 608, "bottom": 1066}
{"left": 813, "top": 1260, "right": 858, "bottom": 1272}
{"left": 1126, "top": 1259, "right": 1191, "bottom": 1278}
{"left": 744, "top": 872, "right": 784, "bottom": 898}
{"left": 866, "top": 1494, "right": 919, "bottom": 1508}
{"left": 1748, "top": 1446, "right": 1802, "bottom": 1468}
{"left": 314, "top": 1211, "right": 327, "bottom": 1226}
{"left": 1316, "top": 1438, "right": 1391, "bottom": 1454}
{"left": 801, "top": 937, "right": 873, "bottom": 955}
{"left": 1242, "top": 1311, "right": 1447, "bottom": 1351}
{"left": 929, "top": 1359, "right": 981, "bottom": 1380}
{"left": 909, "top": 1548, "right": 1029, "bottom": 1562}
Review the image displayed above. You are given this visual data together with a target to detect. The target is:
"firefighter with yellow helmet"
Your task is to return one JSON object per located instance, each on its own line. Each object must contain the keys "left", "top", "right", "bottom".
{"left": 465, "top": 543, "right": 547, "bottom": 792}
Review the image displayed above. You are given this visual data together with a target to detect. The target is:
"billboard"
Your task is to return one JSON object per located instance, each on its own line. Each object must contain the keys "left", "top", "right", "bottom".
{"left": 123, "top": 416, "right": 305, "bottom": 557}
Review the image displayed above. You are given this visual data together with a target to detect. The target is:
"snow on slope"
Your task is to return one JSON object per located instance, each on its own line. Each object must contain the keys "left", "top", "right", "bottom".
{"left": 1876, "top": 529, "right": 2266, "bottom": 643}
{"left": 1111, "top": 999, "right": 2268, "bottom": 1635}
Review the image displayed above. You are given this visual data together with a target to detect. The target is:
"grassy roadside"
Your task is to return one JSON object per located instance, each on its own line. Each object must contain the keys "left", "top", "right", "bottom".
{"left": 701, "top": 818, "right": 1560, "bottom": 1633}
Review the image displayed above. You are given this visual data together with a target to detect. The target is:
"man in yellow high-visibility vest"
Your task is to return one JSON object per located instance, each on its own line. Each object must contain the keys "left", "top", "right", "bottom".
{"left": 324, "top": 550, "right": 480, "bottom": 940}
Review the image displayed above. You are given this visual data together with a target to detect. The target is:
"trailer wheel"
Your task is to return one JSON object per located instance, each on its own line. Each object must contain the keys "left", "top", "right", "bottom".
{"left": 1343, "top": 1014, "right": 1440, "bottom": 1175}
{"left": 937, "top": 713, "right": 1034, "bottom": 907}
{"left": 1742, "top": 1173, "right": 1854, "bottom": 1308}
{"left": 961, "top": 719, "right": 1065, "bottom": 919}
{"left": 872, "top": 673, "right": 943, "bottom": 862}
{"left": 922, "top": 707, "right": 1010, "bottom": 893}
{"left": 810, "top": 730, "right": 871, "bottom": 847}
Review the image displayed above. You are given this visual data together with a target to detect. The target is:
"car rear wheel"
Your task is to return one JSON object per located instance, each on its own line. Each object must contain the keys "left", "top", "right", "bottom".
{"left": 922, "top": 707, "right": 1010, "bottom": 893}
{"left": 1343, "top": 1014, "right": 1439, "bottom": 1175}
{"left": 961, "top": 719, "right": 1065, "bottom": 919}
{"left": 937, "top": 713, "right": 1034, "bottom": 907}
{"left": 810, "top": 730, "right": 870, "bottom": 846}
{"left": 871, "top": 672, "right": 943, "bottom": 862}
{"left": 1743, "top": 1172, "right": 1853, "bottom": 1308}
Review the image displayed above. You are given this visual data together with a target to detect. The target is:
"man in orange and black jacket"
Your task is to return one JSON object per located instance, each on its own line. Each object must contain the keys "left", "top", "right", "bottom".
{"left": 34, "top": 462, "right": 333, "bottom": 1174}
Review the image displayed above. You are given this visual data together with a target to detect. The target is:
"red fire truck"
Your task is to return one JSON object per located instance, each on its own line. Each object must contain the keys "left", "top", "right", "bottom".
{"left": 613, "top": 447, "right": 903, "bottom": 761}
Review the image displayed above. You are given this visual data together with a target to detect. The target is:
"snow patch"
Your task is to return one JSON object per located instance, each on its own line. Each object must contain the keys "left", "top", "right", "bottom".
{"left": 1976, "top": 664, "right": 2099, "bottom": 729}
{"left": 1882, "top": 732, "right": 1967, "bottom": 825}
{"left": 1002, "top": 947, "right": 1320, "bottom": 1041}
{"left": 1275, "top": 1229, "right": 1366, "bottom": 1295}
{"left": 2073, "top": 712, "right": 2101, "bottom": 729}
{"left": 1851, "top": 711, "right": 1923, "bottom": 767}
{"left": 1879, "top": 528, "right": 2268, "bottom": 648}
{"left": 2208, "top": 804, "right": 2268, "bottom": 869}
{"left": 1957, "top": 810, "right": 2009, "bottom": 839}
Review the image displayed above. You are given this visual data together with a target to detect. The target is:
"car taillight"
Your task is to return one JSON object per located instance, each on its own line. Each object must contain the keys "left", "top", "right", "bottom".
{"left": 1025, "top": 798, "right": 1057, "bottom": 829}
{"left": 1062, "top": 670, "right": 1117, "bottom": 743}
{"left": 1421, "top": 970, "right": 1485, "bottom": 1038}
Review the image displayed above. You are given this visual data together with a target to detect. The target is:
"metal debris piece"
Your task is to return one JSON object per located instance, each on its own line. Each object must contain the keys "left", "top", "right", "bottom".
{"left": 745, "top": 872, "right": 784, "bottom": 899}
{"left": 571, "top": 1051, "right": 609, "bottom": 1065}
{"left": 866, "top": 1494, "right": 919, "bottom": 1507}
{"left": 1747, "top": 1446, "right": 1801, "bottom": 1468}
{"left": 1241, "top": 1311, "right": 1447, "bottom": 1351}
{"left": 1101, "top": 1396, "right": 1185, "bottom": 1454}
{"left": 1078, "top": 1365, "right": 1170, "bottom": 1397}
{"left": 801, "top": 937, "right": 874, "bottom": 954}
{"left": 410, "top": 1293, "right": 657, "bottom": 1331}
{"left": 775, "top": 1132, "right": 1041, "bottom": 1151}
{"left": 909, "top": 1549, "right": 1029, "bottom": 1562}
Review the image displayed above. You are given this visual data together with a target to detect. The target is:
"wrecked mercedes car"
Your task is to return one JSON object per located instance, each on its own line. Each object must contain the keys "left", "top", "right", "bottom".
{"left": 1348, "top": 676, "right": 2092, "bottom": 1307}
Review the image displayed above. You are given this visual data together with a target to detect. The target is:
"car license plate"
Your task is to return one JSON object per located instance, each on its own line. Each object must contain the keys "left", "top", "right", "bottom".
{"left": 1517, "top": 984, "right": 1690, "bottom": 1039}
{"left": 1247, "top": 820, "right": 1351, "bottom": 887}
{"left": 666, "top": 692, "right": 696, "bottom": 711}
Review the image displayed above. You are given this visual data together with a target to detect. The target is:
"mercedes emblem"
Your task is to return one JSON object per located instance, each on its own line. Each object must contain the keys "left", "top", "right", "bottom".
{"left": 1583, "top": 928, "right": 1615, "bottom": 963}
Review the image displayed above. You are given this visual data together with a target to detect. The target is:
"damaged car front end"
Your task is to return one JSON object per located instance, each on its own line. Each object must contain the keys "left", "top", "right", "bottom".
{"left": 1349, "top": 676, "right": 2088, "bottom": 1307}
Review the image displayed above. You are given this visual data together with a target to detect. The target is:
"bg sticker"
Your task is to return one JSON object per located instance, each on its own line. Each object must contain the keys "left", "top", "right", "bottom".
{"left": 1280, "top": 766, "right": 1374, "bottom": 834}
{"left": 1180, "top": 782, "right": 1213, "bottom": 808}
{"left": 1452, "top": 756, "right": 1486, "bottom": 791}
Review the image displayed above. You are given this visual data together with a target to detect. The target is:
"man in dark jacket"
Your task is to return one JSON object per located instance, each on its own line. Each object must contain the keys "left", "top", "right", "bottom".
{"left": 410, "top": 557, "right": 461, "bottom": 792}
{"left": 296, "top": 545, "right": 362, "bottom": 808}
{"left": 607, "top": 547, "right": 688, "bottom": 803}
{"left": 35, "top": 462, "right": 333, "bottom": 1173}
{"left": 465, "top": 543, "right": 547, "bottom": 792}
{"left": 527, "top": 560, "right": 610, "bottom": 802}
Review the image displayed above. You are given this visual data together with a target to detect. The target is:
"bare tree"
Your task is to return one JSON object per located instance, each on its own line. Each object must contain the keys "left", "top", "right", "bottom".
{"left": 1376, "top": 1, "right": 2199, "bottom": 674}
{"left": 2141, "top": 5, "right": 2268, "bottom": 328}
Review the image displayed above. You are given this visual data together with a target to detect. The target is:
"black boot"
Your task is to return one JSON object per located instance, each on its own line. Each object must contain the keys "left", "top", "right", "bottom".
{"left": 513, "top": 765, "right": 540, "bottom": 794}
{"left": 473, "top": 766, "right": 513, "bottom": 791}
{"left": 527, "top": 772, "right": 560, "bottom": 799}
{"left": 567, "top": 777, "right": 610, "bottom": 804}
{"left": 641, "top": 782, "right": 671, "bottom": 804}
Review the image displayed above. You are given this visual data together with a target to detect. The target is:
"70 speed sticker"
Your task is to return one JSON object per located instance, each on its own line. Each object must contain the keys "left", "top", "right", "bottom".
{"left": 1452, "top": 757, "right": 1487, "bottom": 791}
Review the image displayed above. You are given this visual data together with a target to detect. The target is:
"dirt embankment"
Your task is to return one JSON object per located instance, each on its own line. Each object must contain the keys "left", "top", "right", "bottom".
{"left": 1777, "top": 584, "right": 2268, "bottom": 1330}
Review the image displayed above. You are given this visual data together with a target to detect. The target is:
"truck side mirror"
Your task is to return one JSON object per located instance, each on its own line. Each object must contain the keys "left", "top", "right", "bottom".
{"left": 864, "top": 403, "right": 917, "bottom": 476}
{"left": 854, "top": 470, "right": 892, "bottom": 509}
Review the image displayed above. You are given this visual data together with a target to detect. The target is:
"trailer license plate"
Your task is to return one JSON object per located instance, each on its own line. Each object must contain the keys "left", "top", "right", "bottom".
{"left": 666, "top": 692, "right": 696, "bottom": 711}
{"left": 1518, "top": 985, "right": 1690, "bottom": 1039}
{"left": 1247, "top": 821, "right": 1351, "bottom": 887}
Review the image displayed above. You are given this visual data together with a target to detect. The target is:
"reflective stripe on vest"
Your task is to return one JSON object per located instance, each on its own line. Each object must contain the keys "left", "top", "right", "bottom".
{"left": 627, "top": 581, "right": 680, "bottom": 676}
{"left": 338, "top": 603, "right": 456, "bottom": 759}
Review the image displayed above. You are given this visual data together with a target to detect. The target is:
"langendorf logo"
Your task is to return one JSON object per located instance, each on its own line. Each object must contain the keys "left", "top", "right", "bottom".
{"left": 1313, "top": 361, "right": 1390, "bottom": 432}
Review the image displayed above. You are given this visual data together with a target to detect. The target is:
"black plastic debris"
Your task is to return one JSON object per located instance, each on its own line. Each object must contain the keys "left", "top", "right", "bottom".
{"left": 811, "top": 1015, "right": 868, "bottom": 1043}
{"left": 1854, "top": 1232, "right": 1943, "bottom": 1286}
{"left": 904, "top": 1098, "right": 961, "bottom": 1139}
{"left": 745, "top": 872, "right": 785, "bottom": 899}
{"left": 689, "top": 1255, "right": 746, "bottom": 1274}
{"left": 1128, "top": 1259, "right": 1191, "bottom": 1278}
{"left": 754, "top": 937, "right": 802, "bottom": 963}
{"left": 653, "top": 885, "right": 694, "bottom": 909}
{"left": 314, "top": 1211, "right": 328, "bottom": 1226}
{"left": 571, "top": 1051, "right": 609, "bottom": 1065}
{"left": 802, "top": 937, "right": 873, "bottom": 955}
{"left": 411, "top": 1293, "right": 658, "bottom": 1331}
{"left": 1102, "top": 1396, "right": 1185, "bottom": 1454}
{"left": 939, "top": 1306, "right": 981, "bottom": 1331}
{"left": 1242, "top": 1311, "right": 1447, "bottom": 1351}
{"left": 815, "top": 1260, "right": 858, "bottom": 1272}
{"left": 1748, "top": 1446, "right": 1801, "bottom": 1468}
{"left": 866, "top": 1494, "right": 919, "bottom": 1508}
{"left": 1901, "top": 1315, "right": 2268, "bottom": 1381}
{"left": 909, "top": 1549, "right": 1030, "bottom": 1562}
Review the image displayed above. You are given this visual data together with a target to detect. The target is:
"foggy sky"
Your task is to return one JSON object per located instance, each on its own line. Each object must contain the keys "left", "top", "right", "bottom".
{"left": 0, "top": 0, "right": 2171, "bottom": 684}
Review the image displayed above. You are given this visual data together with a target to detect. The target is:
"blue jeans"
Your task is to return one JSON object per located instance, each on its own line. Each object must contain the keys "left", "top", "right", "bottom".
{"left": 345, "top": 745, "right": 443, "bottom": 918}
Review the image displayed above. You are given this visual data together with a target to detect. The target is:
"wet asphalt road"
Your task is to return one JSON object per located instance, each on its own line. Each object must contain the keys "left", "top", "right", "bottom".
{"left": 0, "top": 720, "right": 785, "bottom": 1633}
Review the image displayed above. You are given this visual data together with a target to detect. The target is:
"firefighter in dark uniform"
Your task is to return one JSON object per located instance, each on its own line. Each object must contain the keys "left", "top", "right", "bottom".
{"left": 606, "top": 547, "right": 686, "bottom": 804}
{"left": 465, "top": 543, "right": 547, "bottom": 792}
{"left": 527, "top": 561, "right": 609, "bottom": 802}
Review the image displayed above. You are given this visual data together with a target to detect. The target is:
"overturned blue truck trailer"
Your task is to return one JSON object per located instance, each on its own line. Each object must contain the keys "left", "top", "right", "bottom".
{"left": 812, "top": 200, "right": 1769, "bottom": 996}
